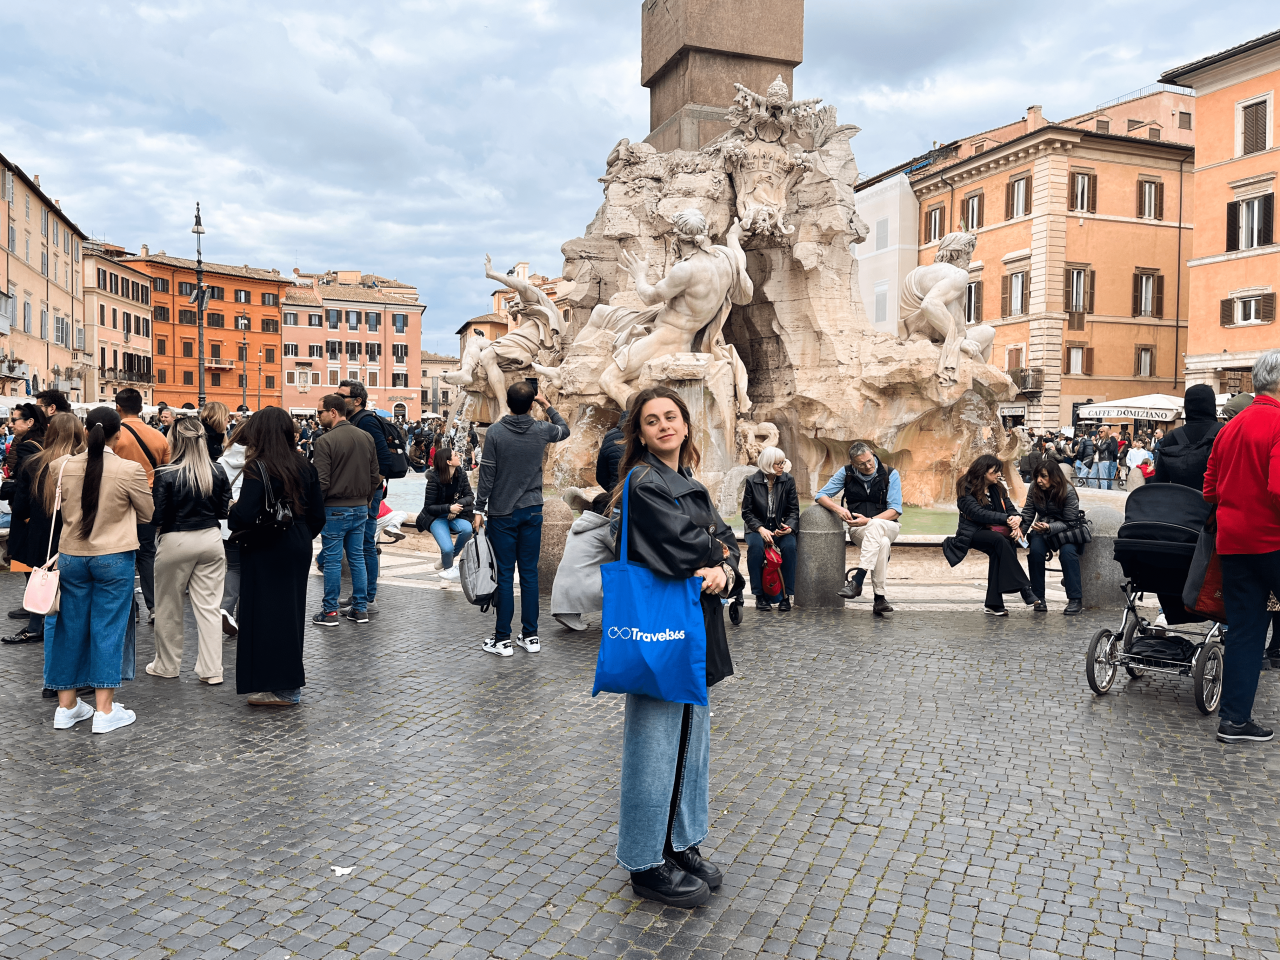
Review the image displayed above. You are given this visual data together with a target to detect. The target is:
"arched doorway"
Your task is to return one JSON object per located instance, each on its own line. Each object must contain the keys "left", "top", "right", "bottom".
{"left": 393, "top": 402, "right": 407, "bottom": 420}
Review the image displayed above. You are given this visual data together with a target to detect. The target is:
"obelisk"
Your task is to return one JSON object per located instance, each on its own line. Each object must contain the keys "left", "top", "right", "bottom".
{"left": 641, "top": 0, "right": 804, "bottom": 153}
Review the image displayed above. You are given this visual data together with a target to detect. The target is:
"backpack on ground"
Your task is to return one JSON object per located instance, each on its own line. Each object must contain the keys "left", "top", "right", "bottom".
{"left": 355, "top": 410, "right": 410, "bottom": 479}
{"left": 458, "top": 527, "right": 498, "bottom": 612}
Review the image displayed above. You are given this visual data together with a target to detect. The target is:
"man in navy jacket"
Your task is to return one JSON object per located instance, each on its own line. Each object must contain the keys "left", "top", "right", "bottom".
{"left": 338, "top": 380, "right": 392, "bottom": 615}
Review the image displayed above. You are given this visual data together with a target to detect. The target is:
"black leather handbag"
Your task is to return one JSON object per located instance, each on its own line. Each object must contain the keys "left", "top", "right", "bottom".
{"left": 228, "top": 462, "right": 294, "bottom": 546}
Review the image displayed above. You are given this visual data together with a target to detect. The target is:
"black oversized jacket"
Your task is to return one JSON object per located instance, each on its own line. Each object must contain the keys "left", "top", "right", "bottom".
{"left": 415, "top": 467, "right": 475, "bottom": 531}
{"left": 942, "top": 483, "right": 1020, "bottom": 567}
{"left": 619, "top": 452, "right": 740, "bottom": 688}
{"left": 741, "top": 470, "right": 800, "bottom": 534}
{"left": 1019, "top": 484, "right": 1082, "bottom": 534}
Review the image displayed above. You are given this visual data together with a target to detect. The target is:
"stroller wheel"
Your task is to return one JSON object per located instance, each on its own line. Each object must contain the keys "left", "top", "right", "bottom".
{"left": 1122, "top": 617, "right": 1146, "bottom": 679}
{"left": 1086, "top": 628, "right": 1118, "bottom": 695}
{"left": 729, "top": 600, "right": 742, "bottom": 626}
{"left": 1193, "top": 641, "right": 1224, "bottom": 715}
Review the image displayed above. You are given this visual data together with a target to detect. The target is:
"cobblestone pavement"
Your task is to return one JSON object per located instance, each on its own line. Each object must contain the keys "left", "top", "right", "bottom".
{"left": 3, "top": 570, "right": 1280, "bottom": 960}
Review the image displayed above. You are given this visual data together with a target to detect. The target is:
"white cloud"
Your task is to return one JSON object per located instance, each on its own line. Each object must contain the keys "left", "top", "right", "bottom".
{"left": 0, "top": 0, "right": 1275, "bottom": 348}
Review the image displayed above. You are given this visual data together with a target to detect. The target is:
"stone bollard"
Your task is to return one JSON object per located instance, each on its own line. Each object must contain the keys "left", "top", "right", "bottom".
{"left": 795, "top": 504, "right": 846, "bottom": 609}
{"left": 537, "top": 498, "right": 575, "bottom": 597}
{"left": 1078, "top": 504, "right": 1126, "bottom": 610}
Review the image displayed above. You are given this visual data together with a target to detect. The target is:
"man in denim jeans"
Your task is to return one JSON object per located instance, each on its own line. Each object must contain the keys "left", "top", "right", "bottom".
{"left": 337, "top": 380, "right": 393, "bottom": 617}
{"left": 311, "top": 394, "right": 382, "bottom": 627}
{"left": 474, "top": 381, "right": 570, "bottom": 657}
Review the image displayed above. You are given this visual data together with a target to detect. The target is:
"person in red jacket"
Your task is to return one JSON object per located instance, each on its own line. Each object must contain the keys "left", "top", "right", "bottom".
{"left": 1203, "top": 348, "right": 1280, "bottom": 744}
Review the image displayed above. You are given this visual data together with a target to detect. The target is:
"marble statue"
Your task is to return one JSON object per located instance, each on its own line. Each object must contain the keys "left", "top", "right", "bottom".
{"left": 898, "top": 232, "right": 996, "bottom": 387}
{"left": 444, "top": 255, "right": 564, "bottom": 418}
{"left": 577, "top": 208, "right": 753, "bottom": 410}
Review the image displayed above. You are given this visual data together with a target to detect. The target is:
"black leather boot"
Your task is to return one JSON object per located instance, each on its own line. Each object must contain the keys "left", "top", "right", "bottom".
{"left": 668, "top": 845, "right": 722, "bottom": 890}
{"left": 630, "top": 860, "right": 709, "bottom": 907}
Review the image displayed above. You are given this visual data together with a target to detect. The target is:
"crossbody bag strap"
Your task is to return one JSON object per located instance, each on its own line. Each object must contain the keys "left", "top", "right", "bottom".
{"left": 45, "top": 460, "right": 68, "bottom": 568}
{"left": 257, "top": 461, "right": 276, "bottom": 510}
{"left": 120, "top": 423, "right": 158, "bottom": 470}
{"left": 618, "top": 470, "right": 631, "bottom": 564}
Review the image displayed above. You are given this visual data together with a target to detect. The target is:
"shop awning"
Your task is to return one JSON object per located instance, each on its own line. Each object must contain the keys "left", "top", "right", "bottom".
{"left": 1076, "top": 393, "right": 1184, "bottom": 422}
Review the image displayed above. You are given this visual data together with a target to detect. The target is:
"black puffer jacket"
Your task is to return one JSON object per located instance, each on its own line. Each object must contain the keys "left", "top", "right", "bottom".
{"left": 741, "top": 469, "right": 800, "bottom": 533}
{"left": 1020, "top": 484, "right": 1082, "bottom": 534}
{"left": 619, "top": 452, "right": 740, "bottom": 688}
{"left": 943, "top": 483, "right": 1019, "bottom": 567}
{"left": 153, "top": 465, "right": 232, "bottom": 534}
{"left": 415, "top": 468, "right": 475, "bottom": 531}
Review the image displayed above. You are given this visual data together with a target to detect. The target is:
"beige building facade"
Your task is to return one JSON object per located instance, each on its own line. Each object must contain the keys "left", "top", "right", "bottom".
{"left": 83, "top": 242, "right": 154, "bottom": 405}
{"left": 0, "top": 152, "right": 90, "bottom": 402}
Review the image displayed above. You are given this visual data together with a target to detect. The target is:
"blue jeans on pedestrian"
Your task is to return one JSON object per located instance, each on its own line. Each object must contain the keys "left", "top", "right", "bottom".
{"left": 487, "top": 504, "right": 542, "bottom": 640}
{"left": 43, "top": 552, "right": 137, "bottom": 690}
{"left": 429, "top": 516, "right": 473, "bottom": 569}
{"left": 1027, "top": 534, "right": 1082, "bottom": 601}
{"left": 363, "top": 488, "right": 383, "bottom": 603}
{"left": 321, "top": 506, "right": 367, "bottom": 613}
{"left": 617, "top": 693, "right": 710, "bottom": 873}
{"left": 1219, "top": 551, "right": 1280, "bottom": 725}
{"left": 745, "top": 531, "right": 796, "bottom": 599}
{"left": 1088, "top": 460, "right": 1115, "bottom": 489}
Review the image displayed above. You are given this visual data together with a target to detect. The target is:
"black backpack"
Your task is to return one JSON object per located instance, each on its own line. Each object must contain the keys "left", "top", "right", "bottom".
{"left": 1158, "top": 426, "right": 1219, "bottom": 490}
{"left": 354, "top": 410, "right": 409, "bottom": 480}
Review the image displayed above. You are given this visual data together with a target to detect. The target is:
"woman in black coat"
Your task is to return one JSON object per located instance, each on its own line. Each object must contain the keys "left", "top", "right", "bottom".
{"left": 229, "top": 407, "right": 325, "bottom": 706}
{"left": 415, "top": 447, "right": 475, "bottom": 579}
{"left": 741, "top": 446, "right": 800, "bottom": 610}
{"left": 610, "top": 386, "right": 739, "bottom": 910}
{"left": 1021, "top": 464, "right": 1085, "bottom": 616}
{"left": 942, "top": 454, "right": 1037, "bottom": 615}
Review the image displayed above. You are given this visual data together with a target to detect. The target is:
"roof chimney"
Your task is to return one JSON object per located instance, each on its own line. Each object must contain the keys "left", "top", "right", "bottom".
{"left": 32, "top": 175, "right": 40, "bottom": 188}
{"left": 140, "top": 243, "right": 149, "bottom": 257}
{"left": 1026, "top": 105, "right": 1045, "bottom": 133}
{"left": 53, "top": 199, "right": 61, "bottom": 209}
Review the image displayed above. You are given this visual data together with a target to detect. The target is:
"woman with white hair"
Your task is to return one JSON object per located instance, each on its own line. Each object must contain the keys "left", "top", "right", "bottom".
{"left": 146, "top": 416, "right": 231, "bottom": 685}
{"left": 740, "top": 446, "right": 800, "bottom": 611}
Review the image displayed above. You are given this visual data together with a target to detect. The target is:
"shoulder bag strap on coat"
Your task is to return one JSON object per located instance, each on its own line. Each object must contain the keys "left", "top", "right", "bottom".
{"left": 618, "top": 470, "right": 632, "bottom": 564}
{"left": 45, "top": 459, "right": 67, "bottom": 568}
{"left": 257, "top": 461, "right": 275, "bottom": 510}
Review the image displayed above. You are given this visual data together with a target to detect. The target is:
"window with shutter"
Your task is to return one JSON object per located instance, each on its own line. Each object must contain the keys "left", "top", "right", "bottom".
{"left": 1263, "top": 293, "right": 1277, "bottom": 320}
{"left": 1156, "top": 182, "right": 1164, "bottom": 221}
{"left": 1132, "top": 274, "right": 1142, "bottom": 316}
{"left": 1088, "top": 270, "right": 1096, "bottom": 314}
{"left": 1084, "top": 348, "right": 1094, "bottom": 376}
{"left": 1096, "top": 119, "right": 1110, "bottom": 134}
{"left": 1243, "top": 101, "right": 1268, "bottom": 155}
{"left": 1227, "top": 201, "right": 1240, "bottom": 252}
{"left": 1000, "top": 275, "right": 1010, "bottom": 317}
{"left": 1262, "top": 193, "right": 1275, "bottom": 246}
{"left": 1153, "top": 275, "right": 1165, "bottom": 319}
{"left": 1005, "top": 182, "right": 1014, "bottom": 220}
{"left": 1088, "top": 174, "right": 1098, "bottom": 213}
{"left": 1220, "top": 298, "right": 1234, "bottom": 325}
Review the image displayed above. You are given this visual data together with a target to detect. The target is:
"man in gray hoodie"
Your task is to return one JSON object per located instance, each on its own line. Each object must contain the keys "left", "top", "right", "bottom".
{"left": 474, "top": 380, "right": 570, "bottom": 657}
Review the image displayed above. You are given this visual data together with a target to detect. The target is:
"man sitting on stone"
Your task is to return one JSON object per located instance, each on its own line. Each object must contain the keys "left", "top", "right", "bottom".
{"left": 816, "top": 442, "right": 903, "bottom": 617}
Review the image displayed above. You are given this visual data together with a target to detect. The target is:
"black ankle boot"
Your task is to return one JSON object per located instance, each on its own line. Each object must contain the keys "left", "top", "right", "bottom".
{"left": 667, "top": 845, "right": 722, "bottom": 889}
{"left": 1020, "top": 587, "right": 1038, "bottom": 606}
{"left": 630, "top": 860, "right": 710, "bottom": 907}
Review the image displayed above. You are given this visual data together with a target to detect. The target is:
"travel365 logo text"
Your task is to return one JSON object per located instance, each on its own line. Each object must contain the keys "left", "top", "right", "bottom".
{"left": 607, "top": 627, "right": 686, "bottom": 642}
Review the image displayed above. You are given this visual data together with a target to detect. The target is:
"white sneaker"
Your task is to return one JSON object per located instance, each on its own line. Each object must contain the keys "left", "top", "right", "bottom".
{"left": 482, "top": 635, "right": 513, "bottom": 657}
{"left": 516, "top": 633, "right": 541, "bottom": 653}
{"left": 92, "top": 703, "right": 136, "bottom": 734}
{"left": 439, "top": 566, "right": 461, "bottom": 582}
{"left": 1155, "top": 613, "right": 1168, "bottom": 627}
{"left": 53, "top": 698, "right": 94, "bottom": 730}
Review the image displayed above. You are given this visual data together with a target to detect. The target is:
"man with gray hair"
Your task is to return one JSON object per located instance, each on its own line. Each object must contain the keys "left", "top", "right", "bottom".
{"left": 816, "top": 442, "right": 903, "bottom": 616}
{"left": 1204, "top": 348, "right": 1280, "bottom": 744}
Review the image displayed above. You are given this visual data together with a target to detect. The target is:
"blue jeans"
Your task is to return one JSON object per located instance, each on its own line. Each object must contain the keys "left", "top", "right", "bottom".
{"left": 487, "top": 504, "right": 542, "bottom": 640}
{"left": 321, "top": 506, "right": 367, "bottom": 613}
{"left": 617, "top": 694, "right": 710, "bottom": 873}
{"left": 1088, "top": 460, "right": 1115, "bottom": 489}
{"left": 363, "top": 488, "right": 383, "bottom": 602}
{"left": 1219, "top": 551, "right": 1280, "bottom": 724}
{"left": 745, "top": 531, "right": 796, "bottom": 599}
{"left": 1027, "top": 534, "right": 1082, "bottom": 601}
{"left": 43, "top": 552, "right": 137, "bottom": 690}
{"left": 429, "top": 516, "right": 473, "bottom": 569}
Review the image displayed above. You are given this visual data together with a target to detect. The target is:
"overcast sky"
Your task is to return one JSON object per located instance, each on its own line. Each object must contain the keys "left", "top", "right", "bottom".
{"left": 1, "top": 1, "right": 1275, "bottom": 353}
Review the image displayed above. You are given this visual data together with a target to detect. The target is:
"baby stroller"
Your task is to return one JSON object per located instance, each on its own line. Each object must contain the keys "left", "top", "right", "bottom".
{"left": 1085, "top": 483, "right": 1224, "bottom": 713}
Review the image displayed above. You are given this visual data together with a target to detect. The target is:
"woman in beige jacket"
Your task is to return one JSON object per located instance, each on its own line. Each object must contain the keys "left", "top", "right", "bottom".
{"left": 43, "top": 407, "right": 154, "bottom": 734}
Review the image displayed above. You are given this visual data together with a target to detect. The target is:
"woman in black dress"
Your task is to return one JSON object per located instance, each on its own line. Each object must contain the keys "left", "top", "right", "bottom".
{"left": 229, "top": 407, "right": 324, "bottom": 706}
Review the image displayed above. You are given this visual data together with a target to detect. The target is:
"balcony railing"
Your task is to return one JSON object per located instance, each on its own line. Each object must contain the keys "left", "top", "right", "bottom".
{"left": 0, "top": 361, "right": 30, "bottom": 380}
{"left": 206, "top": 358, "right": 236, "bottom": 371}
{"left": 1009, "top": 366, "right": 1045, "bottom": 399}
{"left": 100, "top": 368, "right": 154, "bottom": 384}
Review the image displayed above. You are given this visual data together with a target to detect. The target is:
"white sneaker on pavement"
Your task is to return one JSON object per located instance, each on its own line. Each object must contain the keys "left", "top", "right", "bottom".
{"left": 516, "top": 633, "right": 541, "bottom": 653}
{"left": 482, "top": 635, "right": 513, "bottom": 657}
{"left": 53, "top": 699, "right": 94, "bottom": 730}
{"left": 92, "top": 703, "right": 136, "bottom": 734}
{"left": 439, "top": 566, "right": 461, "bottom": 582}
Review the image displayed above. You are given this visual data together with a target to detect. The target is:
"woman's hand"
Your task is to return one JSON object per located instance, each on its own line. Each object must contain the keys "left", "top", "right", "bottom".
{"left": 1008, "top": 516, "right": 1022, "bottom": 530}
{"left": 448, "top": 504, "right": 463, "bottom": 516}
{"left": 758, "top": 527, "right": 775, "bottom": 546}
{"left": 1031, "top": 520, "right": 1050, "bottom": 533}
{"left": 695, "top": 565, "right": 728, "bottom": 594}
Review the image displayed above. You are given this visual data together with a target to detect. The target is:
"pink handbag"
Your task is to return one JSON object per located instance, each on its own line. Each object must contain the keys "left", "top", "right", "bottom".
{"left": 22, "top": 461, "right": 66, "bottom": 616}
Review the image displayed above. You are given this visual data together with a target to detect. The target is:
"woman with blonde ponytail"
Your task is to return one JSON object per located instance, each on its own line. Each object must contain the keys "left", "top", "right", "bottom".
{"left": 147, "top": 415, "right": 231, "bottom": 685}
{"left": 43, "top": 407, "right": 153, "bottom": 733}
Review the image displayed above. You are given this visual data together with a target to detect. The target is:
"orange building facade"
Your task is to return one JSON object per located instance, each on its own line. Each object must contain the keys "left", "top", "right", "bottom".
{"left": 894, "top": 94, "right": 1195, "bottom": 429}
{"left": 1163, "top": 31, "right": 1280, "bottom": 394}
{"left": 124, "top": 249, "right": 290, "bottom": 410}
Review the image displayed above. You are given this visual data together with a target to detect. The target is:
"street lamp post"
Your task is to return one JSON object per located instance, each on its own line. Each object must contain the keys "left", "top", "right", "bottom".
{"left": 257, "top": 349, "right": 263, "bottom": 410}
{"left": 192, "top": 204, "right": 207, "bottom": 408}
{"left": 240, "top": 332, "right": 248, "bottom": 410}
